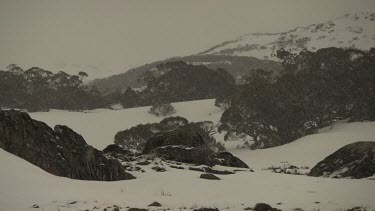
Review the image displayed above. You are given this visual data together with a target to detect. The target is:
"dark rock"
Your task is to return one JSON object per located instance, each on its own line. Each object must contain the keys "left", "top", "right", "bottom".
{"left": 308, "top": 141, "right": 375, "bottom": 179}
{"left": 0, "top": 110, "right": 135, "bottom": 181}
{"left": 253, "top": 203, "right": 279, "bottom": 211}
{"left": 151, "top": 166, "right": 166, "bottom": 172}
{"left": 136, "top": 160, "right": 151, "bottom": 165}
{"left": 347, "top": 206, "right": 367, "bottom": 211}
{"left": 200, "top": 173, "right": 221, "bottom": 180}
{"left": 153, "top": 145, "right": 215, "bottom": 166}
{"left": 169, "top": 165, "right": 185, "bottom": 170}
{"left": 113, "top": 208, "right": 120, "bottom": 211}
{"left": 195, "top": 208, "right": 219, "bottom": 211}
{"left": 193, "top": 208, "right": 219, "bottom": 211}
{"left": 128, "top": 208, "right": 148, "bottom": 211}
{"left": 143, "top": 127, "right": 205, "bottom": 154}
{"left": 148, "top": 201, "right": 162, "bottom": 207}
{"left": 31, "top": 204, "right": 39, "bottom": 208}
{"left": 103, "top": 144, "right": 138, "bottom": 162}
{"left": 150, "top": 144, "right": 249, "bottom": 170}
{"left": 188, "top": 166, "right": 234, "bottom": 175}
{"left": 142, "top": 125, "right": 249, "bottom": 169}
{"left": 214, "top": 151, "right": 249, "bottom": 168}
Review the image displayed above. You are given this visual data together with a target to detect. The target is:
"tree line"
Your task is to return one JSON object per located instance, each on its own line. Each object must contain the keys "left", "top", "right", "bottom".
{"left": 0, "top": 61, "right": 236, "bottom": 112}
{"left": 0, "top": 65, "right": 107, "bottom": 111}
{"left": 218, "top": 47, "right": 375, "bottom": 149}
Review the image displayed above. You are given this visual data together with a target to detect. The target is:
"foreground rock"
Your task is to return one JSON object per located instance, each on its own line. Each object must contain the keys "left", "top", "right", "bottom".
{"left": 148, "top": 202, "right": 162, "bottom": 207}
{"left": 103, "top": 144, "right": 139, "bottom": 162}
{"left": 143, "top": 127, "right": 205, "bottom": 154}
{"left": 308, "top": 141, "right": 375, "bottom": 179}
{"left": 253, "top": 203, "right": 280, "bottom": 211}
{"left": 0, "top": 110, "right": 134, "bottom": 181}
{"left": 214, "top": 151, "right": 249, "bottom": 168}
{"left": 193, "top": 208, "right": 219, "bottom": 211}
{"left": 200, "top": 173, "right": 221, "bottom": 180}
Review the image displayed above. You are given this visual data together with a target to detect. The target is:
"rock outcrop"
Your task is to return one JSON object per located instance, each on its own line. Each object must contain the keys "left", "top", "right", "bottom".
{"left": 142, "top": 129, "right": 249, "bottom": 169}
{"left": 0, "top": 110, "right": 134, "bottom": 181}
{"left": 103, "top": 144, "right": 138, "bottom": 162}
{"left": 214, "top": 151, "right": 249, "bottom": 168}
{"left": 143, "top": 127, "right": 205, "bottom": 154}
{"left": 308, "top": 141, "right": 375, "bottom": 179}
{"left": 199, "top": 173, "right": 221, "bottom": 180}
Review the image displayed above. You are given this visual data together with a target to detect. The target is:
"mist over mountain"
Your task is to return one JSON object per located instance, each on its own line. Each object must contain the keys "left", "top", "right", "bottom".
{"left": 90, "top": 12, "right": 375, "bottom": 93}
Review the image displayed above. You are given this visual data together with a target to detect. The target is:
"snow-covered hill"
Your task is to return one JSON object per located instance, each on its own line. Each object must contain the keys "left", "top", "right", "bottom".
{"left": 200, "top": 12, "right": 375, "bottom": 60}
{"left": 1, "top": 99, "right": 375, "bottom": 210}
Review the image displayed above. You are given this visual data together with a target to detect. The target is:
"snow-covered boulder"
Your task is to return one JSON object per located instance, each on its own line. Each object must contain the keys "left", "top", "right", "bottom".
{"left": 308, "top": 141, "right": 375, "bottom": 179}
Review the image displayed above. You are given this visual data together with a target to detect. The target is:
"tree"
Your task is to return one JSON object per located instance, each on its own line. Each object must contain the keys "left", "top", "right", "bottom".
{"left": 78, "top": 71, "right": 88, "bottom": 81}
{"left": 149, "top": 103, "right": 176, "bottom": 116}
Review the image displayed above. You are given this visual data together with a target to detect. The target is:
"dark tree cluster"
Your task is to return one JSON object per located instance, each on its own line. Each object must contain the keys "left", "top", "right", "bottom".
{"left": 218, "top": 47, "right": 375, "bottom": 149}
{"left": 118, "top": 61, "right": 236, "bottom": 108}
{"left": 114, "top": 116, "right": 225, "bottom": 152}
{"left": 0, "top": 65, "right": 108, "bottom": 111}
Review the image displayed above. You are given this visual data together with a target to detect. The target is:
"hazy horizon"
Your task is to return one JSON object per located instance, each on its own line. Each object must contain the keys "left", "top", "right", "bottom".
{"left": 1, "top": 0, "right": 374, "bottom": 79}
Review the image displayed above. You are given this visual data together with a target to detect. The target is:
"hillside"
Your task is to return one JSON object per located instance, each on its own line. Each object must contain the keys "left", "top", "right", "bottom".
{"left": 89, "top": 55, "right": 281, "bottom": 92}
{"left": 200, "top": 12, "right": 375, "bottom": 59}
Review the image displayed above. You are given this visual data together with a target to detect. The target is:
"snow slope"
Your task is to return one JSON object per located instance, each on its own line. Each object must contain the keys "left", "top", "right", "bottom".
{"left": 30, "top": 99, "right": 223, "bottom": 150}
{"left": 1, "top": 146, "right": 375, "bottom": 211}
{"left": 200, "top": 12, "right": 375, "bottom": 60}
{"left": 1, "top": 99, "right": 375, "bottom": 210}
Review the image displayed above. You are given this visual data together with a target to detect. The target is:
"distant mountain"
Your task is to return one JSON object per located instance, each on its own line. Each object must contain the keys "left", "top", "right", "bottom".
{"left": 199, "top": 12, "right": 375, "bottom": 59}
{"left": 90, "top": 12, "right": 375, "bottom": 93}
{"left": 90, "top": 55, "right": 281, "bottom": 93}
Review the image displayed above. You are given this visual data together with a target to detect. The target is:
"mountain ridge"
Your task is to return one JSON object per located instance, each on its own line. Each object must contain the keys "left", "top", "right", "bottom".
{"left": 199, "top": 12, "right": 375, "bottom": 59}
{"left": 90, "top": 11, "right": 375, "bottom": 93}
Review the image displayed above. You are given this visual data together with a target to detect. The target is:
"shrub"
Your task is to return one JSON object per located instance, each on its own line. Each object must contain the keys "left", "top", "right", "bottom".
{"left": 149, "top": 103, "right": 176, "bottom": 116}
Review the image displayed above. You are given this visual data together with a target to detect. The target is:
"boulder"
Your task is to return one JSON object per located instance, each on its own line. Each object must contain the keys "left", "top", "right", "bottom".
{"left": 103, "top": 144, "right": 138, "bottom": 161}
{"left": 214, "top": 151, "right": 249, "bottom": 168}
{"left": 152, "top": 145, "right": 249, "bottom": 170}
{"left": 153, "top": 145, "right": 215, "bottom": 166}
{"left": 142, "top": 127, "right": 205, "bottom": 154}
{"left": 188, "top": 166, "right": 234, "bottom": 175}
{"left": 254, "top": 203, "right": 279, "bottom": 211}
{"left": 200, "top": 173, "right": 221, "bottom": 180}
{"left": 148, "top": 202, "right": 162, "bottom": 207}
{"left": 308, "top": 141, "right": 375, "bottom": 179}
{"left": 0, "top": 110, "right": 135, "bottom": 181}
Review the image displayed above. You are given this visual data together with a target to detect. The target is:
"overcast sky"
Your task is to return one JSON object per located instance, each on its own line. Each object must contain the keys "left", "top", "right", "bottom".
{"left": 0, "top": 0, "right": 374, "bottom": 79}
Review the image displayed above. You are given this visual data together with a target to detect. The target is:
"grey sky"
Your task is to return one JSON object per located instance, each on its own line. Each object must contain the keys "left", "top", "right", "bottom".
{"left": 0, "top": 0, "right": 374, "bottom": 79}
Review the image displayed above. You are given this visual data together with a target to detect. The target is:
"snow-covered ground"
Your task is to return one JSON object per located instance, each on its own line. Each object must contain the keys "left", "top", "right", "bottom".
{"left": 1, "top": 99, "right": 375, "bottom": 210}
{"left": 30, "top": 99, "right": 223, "bottom": 150}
